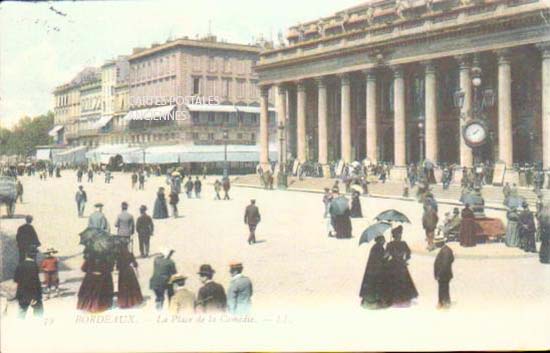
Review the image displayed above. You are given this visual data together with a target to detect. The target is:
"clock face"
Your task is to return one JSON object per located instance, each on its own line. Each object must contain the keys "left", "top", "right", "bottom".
{"left": 463, "top": 121, "right": 488, "bottom": 147}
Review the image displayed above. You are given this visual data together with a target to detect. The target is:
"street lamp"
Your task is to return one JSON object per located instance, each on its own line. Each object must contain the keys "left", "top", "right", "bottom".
{"left": 277, "top": 121, "right": 288, "bottom": 189}
{"left": 223, "top": 129, "right": 229, "bottom": 178}
{"left": 417, "top": 116, "right": 425, "bottom": 162}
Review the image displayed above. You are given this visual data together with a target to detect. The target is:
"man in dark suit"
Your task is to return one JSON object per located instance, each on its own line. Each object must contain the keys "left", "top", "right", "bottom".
{"left": 434, "top": 235, "right": 454, "bottom": 309}
{"left": 149, "top": 249, "right": 177, "bottom": 310}
{"left": 14, "top": 247, "right": 43, "bottom": 318}
{"left": 16, "top": 215, "right": 41, "bottom": 262}
{"left": 136, "top": 205, "right": 154, "bottom": 257}
{"left": 244, "top": 199, "right": 261, "bottom": 245}
{"left": 195, "top": 264, "right": 226, "bottom": 313}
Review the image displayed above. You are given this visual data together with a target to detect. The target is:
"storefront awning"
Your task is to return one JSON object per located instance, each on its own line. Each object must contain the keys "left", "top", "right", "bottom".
{"left": 144, "top": 144, "right": 278, "bottom": 164}
{"left": 235, "top": 106, "right": 276, "bottom": 114}
{"left": 48, "top": 125, "right": 64, "bottom": 137}
{"left": 36, "top": 149, "right": 52, "bottom": 160}
{"left": 186, "top": 104, "right": 237, "bottom": 113}
{"left": 123, "top": 105, "right": 175, "bottom": 121}
{"left": 93, "top": 115, "right": 113, "bottom": 129}
{"left": 54, "top": 146, "right": 88, "bottom": 164}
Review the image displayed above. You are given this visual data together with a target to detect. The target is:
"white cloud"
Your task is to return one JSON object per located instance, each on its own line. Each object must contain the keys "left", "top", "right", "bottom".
{"left": 0, "top": 0, "right": 359, "bottom": 129}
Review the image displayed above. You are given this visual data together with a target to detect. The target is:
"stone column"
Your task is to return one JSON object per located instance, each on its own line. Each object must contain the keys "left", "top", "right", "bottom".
{"left": 340, "top": 73, "right": 352, "bottom": 163}
{"left": 260, "top": 85, "right": 270, "bottom": 169}
{"left": 457, "top": 55, "right": 473, "bottom": 168}
{"left": 538, "top": 43, "right": 550, "bottom": 169}
{"left": 392, "top": 66, "right": 406, "bottom": 167}
{"left": 497, "top": 49, "right": 513, "bottom": 166}
{"left": 316, "top": 77, "right": 328, "bottom": 165}
{"left": 365, "top": 69, "right": 378, "bottom": 162}
{"left": 276, "top": 84, "right": 287, "bottom": 167}
{"left": 424, "top": 60, "right": 438, "bottom": 163}
{"left": 296, "top": 80, "right": 307, "bottom": 162}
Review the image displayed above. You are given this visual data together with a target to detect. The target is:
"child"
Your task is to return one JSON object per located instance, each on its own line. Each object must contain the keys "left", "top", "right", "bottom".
{"left": 41, "top": 248, "right": 60, "bottom": 299}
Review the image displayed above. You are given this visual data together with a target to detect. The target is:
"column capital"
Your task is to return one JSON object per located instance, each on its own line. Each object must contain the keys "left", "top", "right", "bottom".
{"left": 536, "top": 42, "right": 550, "bottom": 58}
{"left": 296, "top": 80, "right": 307, "bottom": 92}
{"left": 362, "top": 68, "right": 377, "bottom": 81}
{"left": 496, "top": 48, "right": 512, "bottom": 65}
{"left": 421, "top": 60, "right": 437, "bottom": 75}
{"left": 391, "top": 65, "right": 404, "bottom": 79}
{"left": 260, "top": 85, "right": 271, "bottom": 98}
{"left": 276, "top": 83, "right": 290, "bottom": 95}
{"left": 339, "top": 72, "right": 351, "bottom": 86}
{"left": 455, "top": 54, "right": 472, "bottom": 70}
{"left": 314, "top": 76, "right": 329, "bottom": 88}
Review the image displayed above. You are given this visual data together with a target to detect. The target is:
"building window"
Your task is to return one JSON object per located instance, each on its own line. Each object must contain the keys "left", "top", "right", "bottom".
{"left": 237, "top": 133, "right": 243, "bottom": 139}
{"left": 208, "top": 112, "right": 215, "bottom": 123}
{"left": 193, "top": 77, "right": 201, "bottom": 95}
{"left": 250, "top": 133, "right": 256, "bottom": 142}
{"left": 223, "top": 79, "right": 231, "bottom": 98}
{"left": 191, "top": 111, "right": 200, "bottom": 123}
{"left": 192, "top": 132, "right": 199, "bottom": 140}
{"left": 208, "top": 133, "right": 214, "bottom": 141}
{"left": 251, "top": 114, "right": 258, "bottom": 125}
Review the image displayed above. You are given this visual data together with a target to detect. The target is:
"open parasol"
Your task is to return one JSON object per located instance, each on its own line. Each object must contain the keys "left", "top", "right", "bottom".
{"left": 79, "top": 227, "right": 114, "bottom": 255}
{"left": 359, "top": 222, "right": 392, "bottom": 246}
{"left": 374, "top": 209, "right": 411, "bottom": 223}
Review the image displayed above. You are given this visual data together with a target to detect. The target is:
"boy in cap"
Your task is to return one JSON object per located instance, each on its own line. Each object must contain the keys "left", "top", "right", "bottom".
{"left": 196, "top": 264, "right": 226, "bottom": 313}
{"left": 41, "top": 248, "right": 60, "bottom": 299}
{"left": 434, "top": 235, "right": 454, "bottom": 309}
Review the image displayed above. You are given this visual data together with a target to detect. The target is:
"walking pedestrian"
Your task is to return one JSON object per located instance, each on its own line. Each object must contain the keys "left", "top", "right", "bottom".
{"left": 196, "top": 264, "right": 227, "bottom": 313}
{"left": 385, "top": 226, "right": 418, "bottom": 306}
{"left": 75, "top": 185, "right": 87, "bottom": 217}
{"left": 41, "top": 248, "right": 60, "bottom": 299}
{"left": 505, "top": 206, "right": 521, "bottom": 247}
{"left": 359, "top": 235, "right": 390, "bottom": 309}
{"left": 226, "top": 262, "right": 252, "bottom": 315}
{"left": 138, "top": 172, "right": 145, "bottom": 190}
{"left": 77, "top": 169, "right": 83, "bottom": 183}
{"left": 16, "top": 215, "right": 41, "bottom": 263}
{"left": 16, "top": 180, "right": 23, "bottom": 203}
{"left": 14, "top": 247, "right": 43, "bottom": 319}
{"left": 87, "top": 169, "right": 94, "bottom": 183}
{"left": 153, "top": 187, "right": 169, "bottom": 219}
{"left": 244, "top": 199, "right": 261, "bottom": 245}
{"left": 77, "top": 254, "right": 114, "bottom": 313}
{"left": 434, "top": 235, "right": 454, "bottom": 309}
{"left": 459, "top": 204, "right": 476, "bottom": 247}
{"left": 169, "top": 190, "right": 179, "bottom": 218}
{"left": 185, "top": 177, "right": 194, "bottom": 198}
{"left": 88, "top": 203, "right": 110, "bottom": 233}
{"left": 150, "top": 249, "right": 177, "bottom": 311}
{"left": 115, "top": 202, "right": 135, "bottom": 251}
{"left": 136, "top": 205, "right": 154, "bottom": 257}
{"left": 539, "top": 201, "right": 550, "bottom": 264}
{"left": 519, "top": 202, "right": 537, "bottom": 253}
{"left": 222, "top": 177, "right": 231, "bottom": 200}
{"left": 214, "top": 180, "right": 222, "bottom": 200}
{"left": 194, "top": 176, "right": 202, "bottom": 198}
{"left": 116, "top": 244, "right": 143, "bottom": 309}
{"left": 422, "top": 204, "right": 439, "bottom": 251}
{"left": 131, "top": 172, "right": 138, "bottom": 189}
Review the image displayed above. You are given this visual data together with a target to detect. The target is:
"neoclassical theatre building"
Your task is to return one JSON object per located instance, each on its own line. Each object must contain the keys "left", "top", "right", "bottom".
{"left": 255, "top": 0, "right": 550, "bottom": 179}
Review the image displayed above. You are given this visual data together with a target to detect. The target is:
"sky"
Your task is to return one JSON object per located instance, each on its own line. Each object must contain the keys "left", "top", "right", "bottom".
{"left": 0, "top": 0, "right": 362, "bottom": 129}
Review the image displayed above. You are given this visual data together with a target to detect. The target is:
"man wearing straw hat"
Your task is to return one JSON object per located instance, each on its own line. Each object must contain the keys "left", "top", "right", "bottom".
{"left": 168, "top": 274, "right": 196, "bottom": 314}
{"left": 226, "top": 262, "right": 253, "bottom": 315}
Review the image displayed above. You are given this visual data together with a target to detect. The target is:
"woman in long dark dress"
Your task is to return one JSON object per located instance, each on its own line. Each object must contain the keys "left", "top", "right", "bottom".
{"left": 116, "top": 246, "right": 143, "bottom": 309}
{"left": 539, "top": 203, "right": 550, "bottom": 264}
{"left": 519, "top": 203, "right": 537, "bottom": 253}
{"left": 77, "top": 254, "right": 114, "bottom": 313}
{"left": 385, "top": 226, "right": 418, "bottom": 306}
{"left": 329, "top": 195, "right": 352, "bottom": 239}
{"left": 153, "top": 187, "right": 169, "bottom": 219}
{"left": 350, "top": 191, "right": 363, "bottom": 218}
{"left": 459, "top": 204, "right": 477, "bottom": 247}
{"left": 359, "top": 236, "right": 389, "bottom": 308}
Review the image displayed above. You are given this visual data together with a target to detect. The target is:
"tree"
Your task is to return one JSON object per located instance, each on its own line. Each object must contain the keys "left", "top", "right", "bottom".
{"left": 0, "top": 112, "right": 54, "bottom": 157}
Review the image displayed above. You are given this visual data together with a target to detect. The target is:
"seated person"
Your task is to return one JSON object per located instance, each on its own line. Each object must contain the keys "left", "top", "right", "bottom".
{"left": 438, "top": 208, "right": 462, "bottom": 238}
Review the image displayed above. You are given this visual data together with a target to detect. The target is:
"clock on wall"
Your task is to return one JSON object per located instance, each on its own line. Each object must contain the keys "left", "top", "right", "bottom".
{"left": 462, "top": 119, "right": 488, "bottom": 148}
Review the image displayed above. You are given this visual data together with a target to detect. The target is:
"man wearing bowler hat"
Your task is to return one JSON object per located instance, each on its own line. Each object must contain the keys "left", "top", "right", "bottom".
{"left": 136, "top": 205, "right": 154, "bottom": 257}
{"left": 226, "top": 262, "right": 253, "bottom": 315}
{"left": 434, "top": 234, "right": 454, "bottom": 309}
{"left": 196, "top": 264, "right": 226, "bottom": 313}
{"left": 244, "top": 199, "right": 261, "bottom": 245}
{"left": 88, "top": 203, "right": 110, "bottom": 233}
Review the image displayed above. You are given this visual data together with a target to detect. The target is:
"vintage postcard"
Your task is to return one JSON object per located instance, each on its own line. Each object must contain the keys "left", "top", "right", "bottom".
{"left": 1, "top": 0, "right": 550, "bottom": 352}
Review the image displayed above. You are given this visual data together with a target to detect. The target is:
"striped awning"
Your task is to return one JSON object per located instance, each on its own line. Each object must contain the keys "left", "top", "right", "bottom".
{"left": 93, "top": 115, "right": 113, "bottom": 129}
